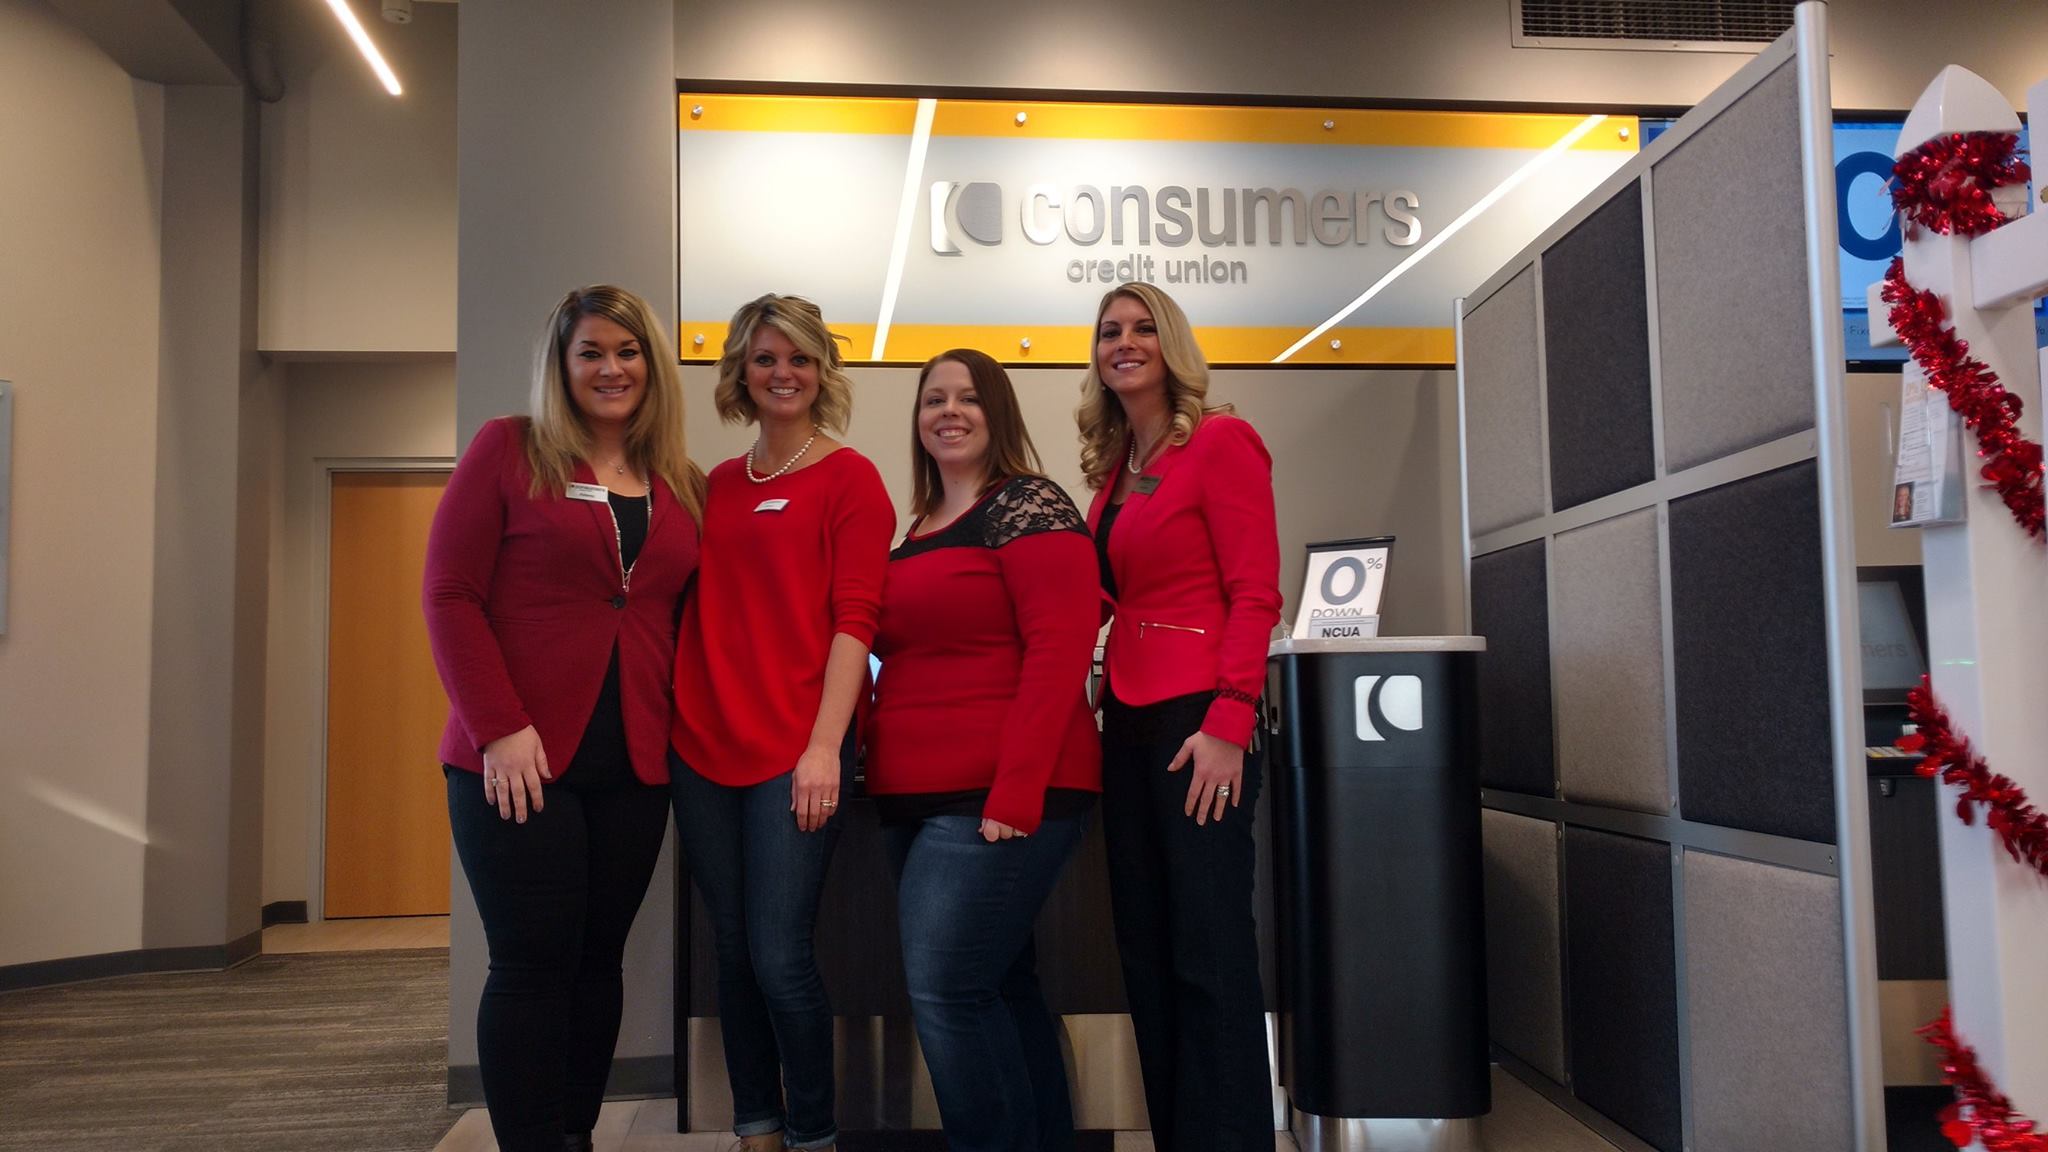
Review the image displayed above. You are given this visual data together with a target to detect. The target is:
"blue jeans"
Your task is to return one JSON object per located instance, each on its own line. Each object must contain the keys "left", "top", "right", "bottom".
{"left": 671, "top": 754, "right": 841, "bottom": 1149}
{"left": 885, "top": 811, "right": 1092, "bottom": 1152}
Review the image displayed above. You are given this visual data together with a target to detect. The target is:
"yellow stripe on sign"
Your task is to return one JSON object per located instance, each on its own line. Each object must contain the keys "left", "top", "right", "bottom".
{"left": 679, "top": 93, "right": 1635, "bottom": 152}
{"left": 676, "top": 322, "right": 879, "bottom": 363}
{"left": 682, "top": 322, "right": 1453, "bottom": 366}
{"left": 679, "top": 94, "right": 918, "bottom": 135}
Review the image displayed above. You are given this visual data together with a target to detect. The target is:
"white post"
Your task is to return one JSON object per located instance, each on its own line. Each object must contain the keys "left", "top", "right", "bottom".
{"left": 1894, "top": 65, "right": 2048, "bottom": 1124}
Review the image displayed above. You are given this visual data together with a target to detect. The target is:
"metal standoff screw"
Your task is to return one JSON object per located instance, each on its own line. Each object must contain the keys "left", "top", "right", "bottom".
{"left": 1618, "top": 125, "right": 1631, "bottom": 140}
{"left": 1015, "top": 111, "right": 1028, "bottom": 126}
{"left": 1329, "top": 338, "right": 1342, "bottom": 350}
{"left": 1323, "top": 119, "right": 1336, "bottom": 130}
{"left": 1020, "top": 337, "right": 1032, "bottom": 350}
{"left": 692, "top": 334, "right": 705, "bottom": 347}
{"left": 690, "top": 104, "right": 703, "bottom": 119}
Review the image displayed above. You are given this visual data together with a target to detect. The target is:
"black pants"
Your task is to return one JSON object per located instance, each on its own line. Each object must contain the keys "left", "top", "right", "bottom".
{"left": 445, "top": 758, "right": 669, "bottom": 1152}
{"left": 1101, "top": 691, "right": 1273, "bottom": 1152}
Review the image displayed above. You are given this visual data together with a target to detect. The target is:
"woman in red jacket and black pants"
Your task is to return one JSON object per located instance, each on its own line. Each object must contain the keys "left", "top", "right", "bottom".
{"left": 867, "top": 349, "right": 1101, "bottom": 1152}
{"left": 423, "top": 286, "right": 705, "bottom": 1152}
{"left": 1079, "top": 284, "right": 1282, "bottom": 1151}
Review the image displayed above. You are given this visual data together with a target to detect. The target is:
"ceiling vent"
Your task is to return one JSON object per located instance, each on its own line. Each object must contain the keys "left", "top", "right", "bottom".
{"left": 1511, "top": 0, "right": 1795, "bottom": 52}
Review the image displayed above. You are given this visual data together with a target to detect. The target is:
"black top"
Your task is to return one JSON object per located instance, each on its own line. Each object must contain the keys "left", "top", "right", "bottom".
{"left": 568, "top": 490, "right": 652, "bottom": 785}
{"left": 1095, "top": 498, "right": 1123, "bottom": 602}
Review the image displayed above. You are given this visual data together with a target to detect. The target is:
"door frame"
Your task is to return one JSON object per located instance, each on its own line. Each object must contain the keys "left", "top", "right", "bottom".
{"left": 308, "top": 456, "right": 455, "bottom": 923}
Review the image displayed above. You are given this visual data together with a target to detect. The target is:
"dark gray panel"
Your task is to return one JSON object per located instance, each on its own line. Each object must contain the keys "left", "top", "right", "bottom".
{"left": 1481, "top": 809, "right": 1565, "bottom": 1083}
{"left": 1552, "top": 507, "right": 1669, "bottom": 813}
{"left": 1685, "top": 850, "right": 1853, "bottom": 1152}
{"left": 1670, "top": 462, "right": 1834, "bottom": 843}
{"left": 1465, "top": 268, "right": 1548, "bottom": 535}
{"left": 1544, "top": 184, "right": 1656, "bottom": 509}
{"left": 1653, "top": 62, "right": 1815, "bottom": 471}
{"left": 1566, "top": 827, "right": 1681, "bottom": 1152}
{"left": 1471, "top": 540, "right": 1555, "bottom": 796}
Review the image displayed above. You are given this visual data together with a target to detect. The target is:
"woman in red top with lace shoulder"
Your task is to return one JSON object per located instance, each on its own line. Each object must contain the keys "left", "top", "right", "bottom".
{"left": 867, "top": 349, "right": 1100, "bottom": 1152}
{"left": 1078, "top": 284, "right": 1282, "bottom": 1152}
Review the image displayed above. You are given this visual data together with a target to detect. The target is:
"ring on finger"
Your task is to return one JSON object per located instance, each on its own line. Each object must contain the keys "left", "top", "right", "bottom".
{"left": 1217, "top": 785, "right": 1232, "bottom": 798}
{"left": 821, "top": 799, "right": 838, "bottom": 809}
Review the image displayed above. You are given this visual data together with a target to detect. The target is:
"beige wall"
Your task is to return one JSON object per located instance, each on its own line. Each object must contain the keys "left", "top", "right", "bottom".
{"left": 673, "top": 0, "right": 2048, "bottom": 112}
{"left": 258, "top": 3, "right": 456, "bottom": 354}
{"left": 1847, "top": 370, "right": 1923, "bottom": 570}
{"left": 0, "top": 1, "right": 165, "bottom": 968}
{"left": 262, "top": 358, "right": 456, "bottom": 907}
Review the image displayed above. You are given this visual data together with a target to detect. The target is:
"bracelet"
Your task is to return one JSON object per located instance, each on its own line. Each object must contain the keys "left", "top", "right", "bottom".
{"left": 1213, "top": 685, "right": 1259, "bottom": 708}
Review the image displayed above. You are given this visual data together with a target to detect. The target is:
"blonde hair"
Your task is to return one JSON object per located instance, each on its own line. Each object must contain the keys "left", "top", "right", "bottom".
{"left": 712, "top": 294, "right": 854, "bottom": 433}
{"left": 525, "top": 285, "right": 707, "bottom": 522}
{"left": 1074, "top": 283, "right": 1229, "bottom": 491}
{"left": 909, "top": 349, "right": 1046, "bottom": 518}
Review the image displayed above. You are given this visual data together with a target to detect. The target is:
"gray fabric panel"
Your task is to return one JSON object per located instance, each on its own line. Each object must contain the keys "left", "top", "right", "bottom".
{"left": 1552, "top": 507, "right": 1669, "bottom": 813}
{"left": 1543, "top": 183, "right": 1656, "bottom": 509}
{"left": 1565, "top": 828, "right": 1681, "bottom": 1151}
{"left": 1685, "top": 850, "right": 1854, "bottom": 1152}
{"left": 1464, "top": 267, "right": 1547, "bottom": 535}
{"left": 1481, "top": 809, "right": 1565, "bottom": 1083}
{"left": 1653, "top": 61, "right": 1815, "bottom": 472}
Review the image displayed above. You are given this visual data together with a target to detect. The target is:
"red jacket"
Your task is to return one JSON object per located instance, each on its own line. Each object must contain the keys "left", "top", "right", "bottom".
{"left": 1085, "top": 413, "right": 1281, "bottom": 748}
{"left": 423, "top": 416, "right": 701, "bottom": 785}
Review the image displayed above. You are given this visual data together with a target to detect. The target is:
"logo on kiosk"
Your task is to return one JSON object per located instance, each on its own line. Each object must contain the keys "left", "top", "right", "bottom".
{"left": 1353, "top": 674, "right": 1423, "bottom": 742}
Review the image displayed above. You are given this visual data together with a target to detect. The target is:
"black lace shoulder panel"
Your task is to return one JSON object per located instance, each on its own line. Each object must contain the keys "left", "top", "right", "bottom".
{"left": 981, "top": 476, "right": 1087, "bottom": 549}
{"left": 891, "top": 476, "right": 1086, "bottom": 561}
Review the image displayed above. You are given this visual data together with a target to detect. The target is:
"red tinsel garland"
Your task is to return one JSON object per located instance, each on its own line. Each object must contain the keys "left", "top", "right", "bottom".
{"left": 1880, "top": 259, "right": 2047, "bottom": 540}
{"left": 1898, "top": 676, "right": 2048, "bottom": 878}
{"left": 1919, "top": 1009, "right": 2048, "bottom": 1150}
{"left": 1892, "top": 131, "right": 2032, "bottom": 238}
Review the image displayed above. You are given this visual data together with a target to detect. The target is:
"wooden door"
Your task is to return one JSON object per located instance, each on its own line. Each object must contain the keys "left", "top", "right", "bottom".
{"left": 325, "top": 471, "right": 452, "bottom": 918}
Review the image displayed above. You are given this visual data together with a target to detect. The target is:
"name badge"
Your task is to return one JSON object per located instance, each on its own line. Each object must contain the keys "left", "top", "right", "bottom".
{"left": 1134, "top": 475, "right": 1161, "bottom": 495}
{"left": 754, "top": 498, "right": 791, "bottom": 513}
{"left": 566, "top": 482, "right": 610, "bottom": 503}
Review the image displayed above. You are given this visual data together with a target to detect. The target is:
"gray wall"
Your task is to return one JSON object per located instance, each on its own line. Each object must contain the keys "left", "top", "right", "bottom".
{"left": 143, "top": 83, "right": 267, "bottom": 954}
{"left": 453, "top": 0, "right": 683, "bottom": 1072}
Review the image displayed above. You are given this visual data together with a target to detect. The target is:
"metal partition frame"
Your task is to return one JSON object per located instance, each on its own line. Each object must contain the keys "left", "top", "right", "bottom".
{"left": 1453, "top": 4, "right": 1884, "bottom": 1148}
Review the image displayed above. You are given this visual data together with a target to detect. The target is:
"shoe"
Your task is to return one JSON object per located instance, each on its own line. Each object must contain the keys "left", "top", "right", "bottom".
{"left": 563, "top": 1134, "right": 593, "bottom": 1152}
{"left": 731, "top": 1134, "right": 785, "bottom": 1152}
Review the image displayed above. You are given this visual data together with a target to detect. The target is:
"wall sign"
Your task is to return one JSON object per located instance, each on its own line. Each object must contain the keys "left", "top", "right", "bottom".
{"left": 678, "top": 92, "right": 1636, "bottom": 365}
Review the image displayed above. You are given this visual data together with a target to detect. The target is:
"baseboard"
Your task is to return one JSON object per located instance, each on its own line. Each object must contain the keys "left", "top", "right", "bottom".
{"left": 0, "top": 930, "right": 262, "bottom": 994}
{"left": 1490, "top": 1045, "right": 1654, "bottom": 1152}
{"left": 261, "top": 900, "right": 308, "bottom": 927}
{"left": 448, "top": 1054, "right": 676, "bottom": 1108}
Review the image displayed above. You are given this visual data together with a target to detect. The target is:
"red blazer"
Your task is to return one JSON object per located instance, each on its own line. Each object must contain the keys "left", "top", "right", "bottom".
{"left": 423, "top": 416, "right": 701, "bottom": 785}
{"left": 1085, "top": 413, "right": 1282, "bottom": 749}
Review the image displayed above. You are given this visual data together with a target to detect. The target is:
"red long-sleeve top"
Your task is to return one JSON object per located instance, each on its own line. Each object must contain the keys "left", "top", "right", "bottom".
{"left": 1084, "top": 414, "right": 1282, "bottom": 748}
{"left": 422, "top": 416, "right": 700, "bottom": 785}
{"left": 670, "top": 448, "right": 895, "bottom": 787}
{"left": 866, "top": 476, "right": 1103, "bottom": 834}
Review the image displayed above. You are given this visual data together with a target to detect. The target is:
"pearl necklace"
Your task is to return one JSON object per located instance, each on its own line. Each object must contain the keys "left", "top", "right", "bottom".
{"left": 1126, "top": 427, "right": 1167, "bottom": 475}
{"left": 746, "top": 425, "right": 821, "bottom": 483}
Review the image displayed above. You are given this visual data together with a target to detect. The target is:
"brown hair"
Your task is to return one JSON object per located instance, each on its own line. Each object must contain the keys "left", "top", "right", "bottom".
{"left": 910, "top": 349, "right": 1045, "bottom": 518}
{"left": 526, "top": 284, "right": 706, "bottom": 520}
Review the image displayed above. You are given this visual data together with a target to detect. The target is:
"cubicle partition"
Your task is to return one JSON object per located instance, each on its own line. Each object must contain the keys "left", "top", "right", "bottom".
{"left": 1455, "top": 6, "right": 1882, "bottom": 1151}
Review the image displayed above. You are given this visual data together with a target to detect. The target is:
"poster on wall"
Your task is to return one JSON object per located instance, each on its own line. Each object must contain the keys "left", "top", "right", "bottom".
{"left": 677, "top": 92, "right": 1637, "bottom": 366}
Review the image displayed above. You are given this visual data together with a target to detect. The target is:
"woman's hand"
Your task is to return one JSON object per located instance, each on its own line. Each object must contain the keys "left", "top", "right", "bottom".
{"left": 791, "top": 743, "right": 842, "bottom": 832}
{"left": 980, "top": 818, "right": 1026, "bottom": 842}
{"left": 1166, "top": 730, "right": 1244, "bottom": 826}
{"left": 481, "top": 725, "right": 551, "bottom": 823}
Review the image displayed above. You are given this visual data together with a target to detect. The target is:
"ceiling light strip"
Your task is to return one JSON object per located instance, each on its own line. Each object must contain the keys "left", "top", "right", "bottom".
{"left": 322, "top": 0, "right": 404, "bottom": 96}
{"left": 872, "top": 98, "right": 938, "bottom": 361}
{"left": 1274, "top": 113, "right": 1606, "bottom": 363}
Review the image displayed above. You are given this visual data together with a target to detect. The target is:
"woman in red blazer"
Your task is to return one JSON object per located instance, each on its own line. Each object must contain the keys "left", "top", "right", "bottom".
{"left": 1078, "top": 283, "right": 1282, "bottom": 1151}
{"left": 423, "top": 285, "right": 705, "bottom": 1152}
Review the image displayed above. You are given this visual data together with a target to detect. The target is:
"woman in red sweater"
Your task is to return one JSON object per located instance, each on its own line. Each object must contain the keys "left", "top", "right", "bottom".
{"left": 423, "top": 285, "right": 705, "bottom": 1152}
{"left": 1079, "top": 284, "right": 1282, "bottom": 1151}
{"left": 669, "top": 294, "right": 894, "bottom": 1152}
{"left": 867, "top": 349, "right": 1101, "bottom": 1152}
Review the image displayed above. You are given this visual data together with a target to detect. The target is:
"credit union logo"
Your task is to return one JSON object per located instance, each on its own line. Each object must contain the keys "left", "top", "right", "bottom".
{"left": 930, "top": 179, "right": 1423, "bottom": 256}
{"left": 1354, "top": 674, "right": 1423, "bottom": 741}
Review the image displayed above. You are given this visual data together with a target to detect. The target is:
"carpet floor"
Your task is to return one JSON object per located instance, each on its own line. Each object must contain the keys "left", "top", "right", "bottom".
{"left": 0, "top": 949, "right": 456, "bottom": 1151}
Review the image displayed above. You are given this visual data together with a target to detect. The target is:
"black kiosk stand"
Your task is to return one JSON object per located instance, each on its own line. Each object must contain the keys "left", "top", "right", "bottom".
{"left": 1265, "top": 636, "right": 1490, "bottom": 1151}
